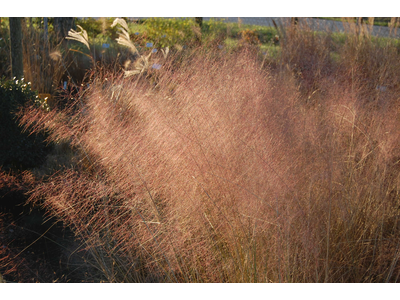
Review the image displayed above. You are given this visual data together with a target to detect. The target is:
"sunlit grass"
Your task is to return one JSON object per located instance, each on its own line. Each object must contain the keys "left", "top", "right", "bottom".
{"left": 3, "top": 17, "right": 400, "bottom": 282}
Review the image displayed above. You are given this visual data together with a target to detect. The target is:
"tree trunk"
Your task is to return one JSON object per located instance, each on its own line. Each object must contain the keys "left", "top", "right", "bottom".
{"left": 43, "top": 17, "right": 48, "bottom": 42}
{"left": 53, "top": 17, "right": 75, "bottom": 44}
{"left": 195, "top": 17, "right": 203, "bottom": 28}
{"left": 9, "top": 17, "right": 24, "bottom": 79}
{"left": 195, "top": 18, "right": 203, "bottom": 45}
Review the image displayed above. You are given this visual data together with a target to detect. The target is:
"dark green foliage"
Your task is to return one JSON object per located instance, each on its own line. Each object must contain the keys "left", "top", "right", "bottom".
{"left": 0, "top": 18, "right": 11, "bottom": 78}
{"left": 0, "top": 77, "right": 51, "bottom": 171}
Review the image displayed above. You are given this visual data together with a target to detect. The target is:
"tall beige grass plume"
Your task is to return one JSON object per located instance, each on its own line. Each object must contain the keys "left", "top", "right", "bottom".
{"left": 112, "top": 18, "right": 139, "bottom": 55}
{"left": 66, "top": 25, "right": 90, "bottom": 50}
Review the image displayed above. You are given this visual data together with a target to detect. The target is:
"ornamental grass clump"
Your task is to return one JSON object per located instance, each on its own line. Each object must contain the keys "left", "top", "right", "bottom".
{"left": 21, "top": 21, "right": 65, "bottom": 96}
{"left": 19, "top": 38, "right": 400, "bottom": 282}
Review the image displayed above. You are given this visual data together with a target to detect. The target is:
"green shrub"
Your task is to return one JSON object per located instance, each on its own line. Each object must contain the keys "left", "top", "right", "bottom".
{"left": 202, "top": 19, "right": 278, "bottom": 48}
{"left": 0, "top": 77, "right": 51, "bottom": 171}
{"left": 251, "top": 26, "right": 278, "bottom": 43}
{"left": 144, "top": 18, "right": 197, "bottom": 48}
{"left": 202, "top": 18, "right": 227, "bottom": 36}
{"left": 75, "top": 17, "right": 119, "bottom": 40}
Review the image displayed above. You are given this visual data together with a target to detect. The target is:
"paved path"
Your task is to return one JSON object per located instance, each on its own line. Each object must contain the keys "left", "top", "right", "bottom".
{"left": 134, "top": 17, "right": 400, "bottom": 39}
{"left": 203, "top": 17, "right": 400, "bottom": 39}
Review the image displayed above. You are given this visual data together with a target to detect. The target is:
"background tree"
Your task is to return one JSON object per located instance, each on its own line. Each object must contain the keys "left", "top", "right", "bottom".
{"left": 53, "top": 17, "right": 75, "bottom": 44}
{"left": 195, "top": 17, "right": 203, "bottom": 28}
{"left": 9, "top": 17, "right": 23, "bottom": 79}
{"left": 195, "top": 17, "right": 203, "bottom": 44}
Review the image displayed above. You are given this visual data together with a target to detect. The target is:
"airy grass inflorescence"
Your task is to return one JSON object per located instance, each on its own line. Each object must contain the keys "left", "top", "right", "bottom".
{"left": 18, "top": 22, "right": 400, "bottom": 282}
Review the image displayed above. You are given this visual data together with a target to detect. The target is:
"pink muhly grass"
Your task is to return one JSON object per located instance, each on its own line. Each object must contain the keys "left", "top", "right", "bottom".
{"left": 20, "top": 44, "right": 400, "bottom": 282}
